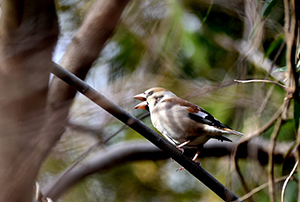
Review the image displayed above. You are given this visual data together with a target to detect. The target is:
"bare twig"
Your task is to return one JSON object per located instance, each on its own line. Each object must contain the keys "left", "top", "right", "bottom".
{"left": 44, "top": 139, "right": 295, "bottom": 200}
{"left": 103, "top": 112, "right": 150, "bottom": 144}
{"left": 281, "top": 2, "right": 300, "bottom": 202}
{"left": 233, "top": 103, "right": 284, "bottom": 199}
{"left": 234, "top": 79, "right": 287, "bottom": 90}
{"left": 236, "top": 175, "right": 288, "bottom": 202}
{"left": 257, "top": 85, "right": 274, "bottom": 115}
{"left": 283, "top": 0, "right": 299, "bottom": 102}
{"left": 264, "top": 40, "right": 286, "bottom": 81}
{"left": 214, "top": 36, "right": 285, "bottom": 81}
{"left": 281, "top": 161, "right": 298, "bottom": 202}
{"left": 268, "top": 117, "right": 283, "bottom": 202}
{"left": 296, "top": 128, "right": 300, "bottom": 202}
{"left": 45, "top": 112, "right": 150, "bottom": 194}
{"left": 233, "top": 152, "right": 251, "bottom": 201}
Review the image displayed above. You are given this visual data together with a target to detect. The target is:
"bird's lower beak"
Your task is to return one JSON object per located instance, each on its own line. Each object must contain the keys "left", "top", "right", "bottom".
{"left": 133, "top": 93, "right": 146, "bottom": 101}
{"left": 134, "top": 101, "right": 148, "bottom": 109}
{"left": 133, "top": 93, "right": 148, "bottom": 110}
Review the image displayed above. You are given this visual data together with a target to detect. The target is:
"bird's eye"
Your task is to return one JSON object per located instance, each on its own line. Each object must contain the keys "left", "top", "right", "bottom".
{"left": 148, "top": 91, "right": 154, "bottom": 96}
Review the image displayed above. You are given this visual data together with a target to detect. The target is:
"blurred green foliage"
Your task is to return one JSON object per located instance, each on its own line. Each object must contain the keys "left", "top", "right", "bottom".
{"left": 40, "top": 0, "right": 300, "bottom": 201}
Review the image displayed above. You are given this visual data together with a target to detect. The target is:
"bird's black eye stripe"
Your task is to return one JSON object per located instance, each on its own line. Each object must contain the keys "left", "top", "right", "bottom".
{"left": 154, "top": 95, "right": 164, "bottom": 106}
{"left": 155, "top": 96, "right": 163, "bottom": 101}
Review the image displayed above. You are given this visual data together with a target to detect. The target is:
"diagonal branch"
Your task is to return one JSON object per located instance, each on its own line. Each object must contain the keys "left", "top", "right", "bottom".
{"left": 44, "top": 139, "right": 295, "bottom": 200}
{"left": 49, "top": 63, "right": 241, "bottom": 201}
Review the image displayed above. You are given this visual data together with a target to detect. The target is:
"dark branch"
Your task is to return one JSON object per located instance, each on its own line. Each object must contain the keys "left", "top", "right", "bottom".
{"left": 44, "top": 139, "right": 295, "bottom": 199}
{"left": 50, "top": 63, "right": 241, "bottom": 201}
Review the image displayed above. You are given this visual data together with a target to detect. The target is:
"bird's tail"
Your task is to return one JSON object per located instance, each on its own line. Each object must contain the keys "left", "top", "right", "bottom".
{"left": 223, "top": 128, "right": 244, "bottom": 136}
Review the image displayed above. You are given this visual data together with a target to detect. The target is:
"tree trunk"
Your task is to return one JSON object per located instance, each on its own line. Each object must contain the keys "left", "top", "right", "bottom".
{"left": 0, "top": 1, "right": 58, "bottom": 201}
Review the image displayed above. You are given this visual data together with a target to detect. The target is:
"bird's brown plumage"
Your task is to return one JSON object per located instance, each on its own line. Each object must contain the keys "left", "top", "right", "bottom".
{"left": 134, "top": 87, "right": 244, "bottom": 163}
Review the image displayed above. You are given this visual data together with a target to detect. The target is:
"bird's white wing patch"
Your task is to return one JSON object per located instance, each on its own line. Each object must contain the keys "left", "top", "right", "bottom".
{"left": 203, "top": 125, "right": 230, "bottom": 136}
{"left": 193, "top": 110, "right": 209, "bottom": 119}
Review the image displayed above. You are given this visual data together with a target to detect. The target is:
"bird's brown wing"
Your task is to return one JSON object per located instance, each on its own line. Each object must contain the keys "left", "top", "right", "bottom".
{"left": 161, "top": 97, "right": 234, "bottom": 142}
{"left": 162, "top": 97, "right": 230, "bottom": 128}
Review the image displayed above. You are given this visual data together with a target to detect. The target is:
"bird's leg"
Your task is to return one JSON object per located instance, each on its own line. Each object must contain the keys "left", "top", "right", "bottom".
{"left": 193, "top": 146, "right": 203, "bottom": 166}
{"left": 176, "top": 140, "right": 190, "bottom": 153}
{"left": 192, "top": 150, "right": 201, "bottom": 161}
{"left": 176, "top": 147, "right": 202, "bottom": 171}
{"left": 192, "top": 150, "right": 202, "bottom": 166}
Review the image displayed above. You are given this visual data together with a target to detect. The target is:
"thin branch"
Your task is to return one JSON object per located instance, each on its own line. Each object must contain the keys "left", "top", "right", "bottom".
{"left": 45, "top": 112, "right": 150, "bottom": 195}
{"left": 296, "top": 128, "right": 300, "bottom": 202}
{"left": 233, "top": 103, "right": 283, "bottom": 196}
{"left": 236, "top": 175, "right": 288, "bottom": 202}
{"left": 233, "top": 148, "right": 252, "bottom": 201}
{"left": 50, "top": 63, "right": 241, "bottom": 201}
{"left": 268, "top": 117, "right": 283, "bottom": 202}
{"left": 214, "top": 36, "right": 285, "bottom": 81}
{"left": 282, "top": 1, "right": 300, "bottom": 200}
{"left": 234, "top": 79, "right": 288, "bottom": 91}
{"left": 103, "top": 112, "right": 150, "bottom": 144}
{"left": 264, "top": 40, "right": 286, "bottom": 81}
{"left": 44, "top": 139, "right": 295, "bottom": 200}
{"left": 281, "top": 161, "right": 298, "bottom": 202}
{"left": 257, "top": 85, "right": 274, "bottom": 115}
{"left": 283, "top": 0, "right": 300, "bottom": 102}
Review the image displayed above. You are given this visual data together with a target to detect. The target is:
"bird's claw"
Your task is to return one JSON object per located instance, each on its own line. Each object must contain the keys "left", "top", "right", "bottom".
{"left": 176, "top": 167, "right": 185, "bottom": 172}
{"left": 176, "top": 161, "right": 202, "bottom": 172}
{"left": 176, "top": 147, "right": 184, "bottom": 154}
{"left": 195, "top": 161, "right": 202, "bottom": 166}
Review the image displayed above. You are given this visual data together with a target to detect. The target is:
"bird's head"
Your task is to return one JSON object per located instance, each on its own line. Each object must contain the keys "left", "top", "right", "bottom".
{"left": 133, "top": 87, "right": 177, "bottom": 111}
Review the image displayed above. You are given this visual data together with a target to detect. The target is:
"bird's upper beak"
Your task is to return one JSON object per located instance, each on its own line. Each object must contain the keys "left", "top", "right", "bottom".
{"left": 133, "top": 93, "right": 147, "bottom": 109}
{"left": 133, "top": 93, "right": 146, "bottom": 101}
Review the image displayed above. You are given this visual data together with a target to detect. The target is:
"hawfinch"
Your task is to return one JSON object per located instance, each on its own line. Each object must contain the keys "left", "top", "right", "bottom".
{"left": 134, "top": 87, "right": 243, "bottom": 165}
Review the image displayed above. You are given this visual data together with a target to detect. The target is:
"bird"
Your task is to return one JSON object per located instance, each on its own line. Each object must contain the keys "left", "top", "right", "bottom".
{"left": 133, "top": 87, "right": 244, "bottom": 169}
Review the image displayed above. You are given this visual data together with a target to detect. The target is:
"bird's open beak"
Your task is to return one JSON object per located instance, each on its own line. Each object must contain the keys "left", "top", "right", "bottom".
{"left": 133, "top": 93, "right": 147, "bottom": 109}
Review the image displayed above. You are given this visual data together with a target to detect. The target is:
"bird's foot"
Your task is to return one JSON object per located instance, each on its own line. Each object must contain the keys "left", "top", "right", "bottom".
{"left": 194, "top": 161, "right": 202, "bottom": 167}
{"left": 176, "top": 161, "right": 202, "bottom": 172}
{"left": 176, "top": 166, "right": 185, "bottom": 172}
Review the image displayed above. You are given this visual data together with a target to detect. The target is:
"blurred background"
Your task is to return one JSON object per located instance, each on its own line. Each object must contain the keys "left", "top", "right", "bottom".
{"left": 40, "top": 0, "right": 296, "bottom": 201}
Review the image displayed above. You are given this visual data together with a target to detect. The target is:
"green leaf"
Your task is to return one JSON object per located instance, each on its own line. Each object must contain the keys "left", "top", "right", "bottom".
{"left": 262, "top": 0, "right": 279, "bottom": 18}
{"left": 273, "top": 64, "right": 300, "bottom": 73}
{"left": 273, "top": 66, "right": 287, "bottom": 73}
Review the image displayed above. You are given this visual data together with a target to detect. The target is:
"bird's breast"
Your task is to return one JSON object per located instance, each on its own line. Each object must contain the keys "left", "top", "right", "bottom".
{"left": 150, "top": 103, "right": 209, "bottom": 146}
